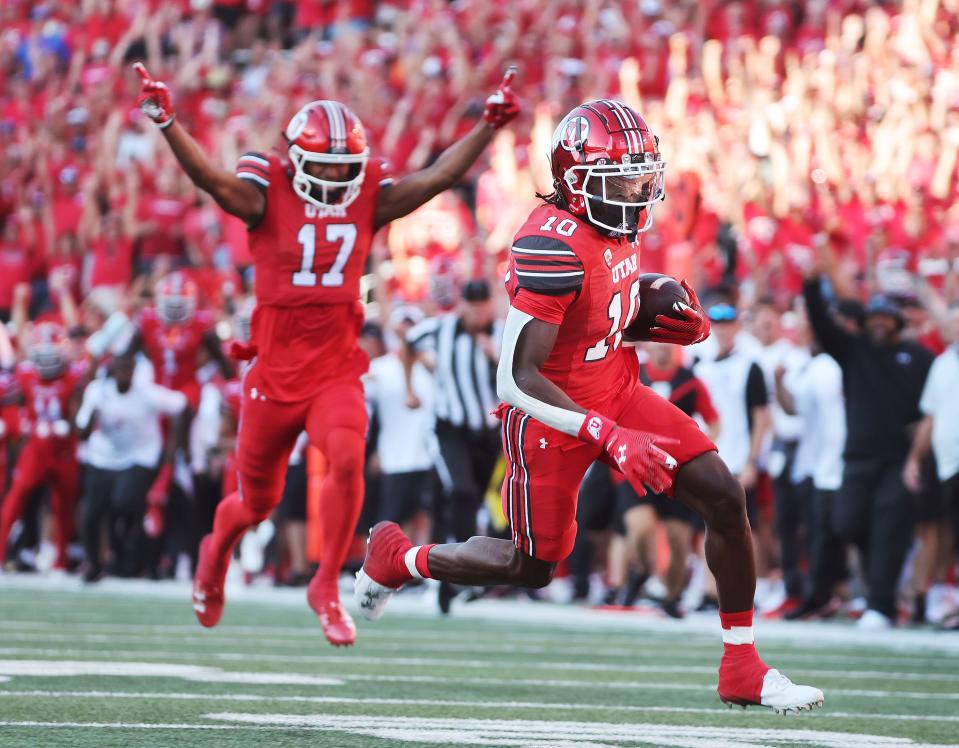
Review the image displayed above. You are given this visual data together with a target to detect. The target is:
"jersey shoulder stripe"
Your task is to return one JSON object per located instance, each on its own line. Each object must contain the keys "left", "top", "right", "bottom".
{"left": 510, "top": 234, "right": 584, "bottom": 296}
{"left": 236, "top": 151, "right": 272, "bottom": 190}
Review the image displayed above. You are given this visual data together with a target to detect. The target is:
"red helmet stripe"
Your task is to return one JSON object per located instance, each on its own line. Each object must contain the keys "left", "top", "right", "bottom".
{"left": 320, "top": 100, "right": 346, "bottom": 149}
{"left": 603, "top": 99, "right": 640, "bottom": 153}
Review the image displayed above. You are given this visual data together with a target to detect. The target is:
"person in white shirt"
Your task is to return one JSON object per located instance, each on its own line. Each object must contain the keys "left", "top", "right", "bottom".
{"left": 75, "top": 353, "right": 187, "bottom": 581}
{"left": 904, "top": 307, "right": 959, "bottom": 629}
{"left": 749, "top": 300, "right": 810, "bottom": 613}
{"left": 775, "top": 338, "right": 848, "bottom": 620}
{"left": 364, "top": 308, "right": 438, "bottom": 538}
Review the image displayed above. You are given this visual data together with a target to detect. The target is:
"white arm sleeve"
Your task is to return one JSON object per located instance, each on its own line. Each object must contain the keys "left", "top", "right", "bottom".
{"left": 145, "top": 383, "right": 189, "bottom": 416}
{"left": 496, "top": 306, "right": 587, "bottom": 438}
{"left": 74, "top": 380, "right": 101, "bottom": 430}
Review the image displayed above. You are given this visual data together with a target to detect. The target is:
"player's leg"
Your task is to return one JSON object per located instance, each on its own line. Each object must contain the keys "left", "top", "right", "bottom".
{"left": 48, "top": 452, "right": 80, "bottom": 570}
{"left": 304, "top": 379, "right": 368, "bottom": 646}
{"left": 0, "top": 443, "right": 44, "bottom": 564}
{"left": 194, "top": 374, "right": 305, "bottom": 627}
{"left": 354, "top": 407, "right": 594, "bottom": 619}
{"left": 616, "top": 485, "right": 656, "bottom": 606}
{"left": 659, "top": 500, "right": 695, "bottom": 617}
{"left": 619, "top": 384, "right": 823, "bottom": 713}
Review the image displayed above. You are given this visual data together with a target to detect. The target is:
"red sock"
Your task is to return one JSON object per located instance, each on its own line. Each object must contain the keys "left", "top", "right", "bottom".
{"left": 311, "top": 435, "right": 366, "bottom": 600}
{"left": 208, "top": 492, "right": 261, "bottom": 573}
{"left": 718, "top": 608, "right": 768, "bottom": 701}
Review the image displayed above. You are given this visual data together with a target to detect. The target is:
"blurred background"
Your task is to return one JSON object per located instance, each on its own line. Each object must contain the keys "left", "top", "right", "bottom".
{"left": 1, "top": 0, "right": 957, "bottom": 631}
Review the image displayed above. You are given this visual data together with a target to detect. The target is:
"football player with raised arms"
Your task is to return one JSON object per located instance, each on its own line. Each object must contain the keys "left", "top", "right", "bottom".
{"left": 356, "top": 100, "right": 824, "bottom": 712}
{"left": 133, "top": 62, "right": 520, "bottom": 646}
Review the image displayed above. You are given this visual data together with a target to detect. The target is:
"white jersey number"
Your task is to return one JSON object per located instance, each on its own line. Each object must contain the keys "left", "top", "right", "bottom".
{"left": 583, "top": 280, "right": 640, "bottom": 362}
{"left": 292, "top": 223, "right": 358, "bottom": 288}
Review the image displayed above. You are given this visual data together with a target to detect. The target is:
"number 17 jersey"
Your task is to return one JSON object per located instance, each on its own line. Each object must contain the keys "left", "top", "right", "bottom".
{"left": 236, "top": 151, "right": 392, "bottom": 402}
{"left": 504, "top": 203, "right": 642, "bottom": 413}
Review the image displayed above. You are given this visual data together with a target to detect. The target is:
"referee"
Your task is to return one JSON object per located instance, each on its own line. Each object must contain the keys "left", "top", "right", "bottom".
{"left": 405, "top": 280, "right": 502, "bottom": 612}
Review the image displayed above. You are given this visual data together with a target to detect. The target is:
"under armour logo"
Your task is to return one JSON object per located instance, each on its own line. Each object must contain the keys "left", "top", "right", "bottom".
{"left": 540, "top": 438, "right": 548, "bottom": 450}
{"left": 617, "top": 443, "right": 627, "bottom": 466}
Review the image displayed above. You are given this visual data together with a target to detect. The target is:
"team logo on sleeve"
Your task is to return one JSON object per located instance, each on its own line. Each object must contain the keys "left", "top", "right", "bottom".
{"left": 559, "top": 116, "right": 590, "bottom": 154}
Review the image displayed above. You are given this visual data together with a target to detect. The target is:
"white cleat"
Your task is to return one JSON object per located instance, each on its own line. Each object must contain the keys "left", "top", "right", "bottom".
{"left": 758, "top": 669, "right": 824, "bottom": 714}
{"left": 353, "top": 569, "right": 397, "bottom": 621}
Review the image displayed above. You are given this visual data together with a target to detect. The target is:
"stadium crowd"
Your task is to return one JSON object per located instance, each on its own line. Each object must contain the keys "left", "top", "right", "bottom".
{"left": 1, "top": 0, "right": 958, "bottom": 629}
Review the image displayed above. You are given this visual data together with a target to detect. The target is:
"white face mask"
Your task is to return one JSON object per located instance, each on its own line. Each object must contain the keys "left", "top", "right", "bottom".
{"left": 288, "top": 145, "right": 369, "bottom": 209}
{"left": 564, "top": 159, "right": 666, "bottom": 235}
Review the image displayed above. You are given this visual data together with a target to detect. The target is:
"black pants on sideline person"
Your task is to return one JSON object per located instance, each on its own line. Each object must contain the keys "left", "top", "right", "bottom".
{"left": 82, "top": 465, "right": 155, "bottom": 578}
{"left": 808, "top": 488, "right": 848, "bottom": 602}
{"left": 433, "top": 420, "right": 500, "bottom": 544}
{"left": 832, "top": 456, "right": 914, "bottom": 619}
{"left": 771, "top": 440, "right": 810, "bottom": 599}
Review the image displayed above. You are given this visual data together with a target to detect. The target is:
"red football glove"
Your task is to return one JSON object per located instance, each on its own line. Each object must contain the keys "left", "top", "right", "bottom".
{"left": 578, "top": 411, "right": 679, "bottom": 496}
{"left": 483, "top": 67, "right": 520, "bottom": 129}
{"left": 134, "top": 62, "right": 175, "bottom": 129}
{"left": 649, "top": 280, "right": 711, "bottom": 346}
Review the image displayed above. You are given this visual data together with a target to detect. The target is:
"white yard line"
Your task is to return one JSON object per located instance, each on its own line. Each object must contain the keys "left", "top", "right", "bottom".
{"left": 0, "top": 658, "right": 955, "bottom": 702}
{"left": 0, "top": 660, "right": 341, "bottom": 686}
{"left": 0, "top": 646, "right": 955, "bottom": 683}
{"left": 3, "top": 574, "right": 958, "bottom": 654}
{"left": 1, "top": 629, "right": 955, "bottom": 669}
{"left": 0, "top": 689, "right": 957, "bottom": 724}
{"left": 2, "top": 715, "right": 955, "bottom": 748}
{"left": 204, "top": 713, "right": 959, "bottom": 748}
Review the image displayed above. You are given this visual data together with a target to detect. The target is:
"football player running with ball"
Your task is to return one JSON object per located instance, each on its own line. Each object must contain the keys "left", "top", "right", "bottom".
{"left": 356, "top": 100, "right": 824, "bottom": 712}
{"left": 134, "top": 63, "right": 520, "bottom": 646}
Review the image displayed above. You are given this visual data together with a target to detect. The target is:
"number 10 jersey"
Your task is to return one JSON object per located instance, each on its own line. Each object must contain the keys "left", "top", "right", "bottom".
{"left": 236, "top": 151, "right": 392, "bottom": 402}
{"left": 504, "top": 203, "right": 643, "bottom": 413}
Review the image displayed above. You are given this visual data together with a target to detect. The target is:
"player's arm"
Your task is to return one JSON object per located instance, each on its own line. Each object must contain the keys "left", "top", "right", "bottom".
{"left": 74, "top": 380, "right": 101, "bottom": 441}
{"left": 740, "top": 362, "right": 770, "bottom": 490}
{"left": 691, "top": 375, "right": 721, "bottom": 442}
{"left": 903, "top": 415, "right": 933, "bottom": 493}
{"left": 133, "top": 64, "right": 264, "bottom": 225}
{"left": 202, "top": 330, "right": 234, "bottom": 379}
{"left": 497, "top": 305, "right": 677, "bottom": 496}
{"left": 773, "top": 365, "right": 797, "bottom": 416}
{"left": 372, "top": 68, "right": 520, "bottom": 231}
{"left": 802, "top": 272, "right": 854, "bottom": 362}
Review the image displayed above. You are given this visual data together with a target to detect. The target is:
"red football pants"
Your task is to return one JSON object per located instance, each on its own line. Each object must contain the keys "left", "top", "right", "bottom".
{"left": 0, "top": 437, "right": 79, "bottom": 567}
{"left": 500, "top": 379, "right": 717, "bottom": 563}
{"left": 209, "top": 364, "right": 367, "bottom": 597}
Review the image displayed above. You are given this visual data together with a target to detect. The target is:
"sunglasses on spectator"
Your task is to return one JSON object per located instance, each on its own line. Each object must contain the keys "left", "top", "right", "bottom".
{"left": 707, "top": 304, "right": 738, "bottom": 322}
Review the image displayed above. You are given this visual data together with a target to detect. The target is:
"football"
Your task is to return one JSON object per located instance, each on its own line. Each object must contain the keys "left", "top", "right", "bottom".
{"left": 623, "top": 273, "right": 690, "bottom": 342}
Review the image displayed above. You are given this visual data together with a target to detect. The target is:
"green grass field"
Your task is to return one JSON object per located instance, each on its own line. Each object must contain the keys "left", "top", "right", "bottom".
{"left": 0, "top": 577, "right": 957, "bottom": 748}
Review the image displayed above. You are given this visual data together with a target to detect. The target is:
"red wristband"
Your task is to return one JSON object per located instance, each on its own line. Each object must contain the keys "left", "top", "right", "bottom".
{"left": 578, "top": 410, "right": 616, "bottom": 446}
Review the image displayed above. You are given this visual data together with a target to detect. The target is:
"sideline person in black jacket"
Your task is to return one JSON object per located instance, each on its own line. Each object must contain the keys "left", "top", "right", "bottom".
{"left": 803, "top": 276, "right": 933, "bottom": 629}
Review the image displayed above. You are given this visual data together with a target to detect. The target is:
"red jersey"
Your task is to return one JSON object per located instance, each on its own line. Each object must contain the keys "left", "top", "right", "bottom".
{"left": 220, "top": 378, "right": 243, "bottom": 422}
{"left": 139, "top": 306, "right": 214, "bottom": 393}
{"left": 504, "top": 203, "right": 642, "bottom": 411}
{"left": 14, "top": 361, "right": 85, "bottom": 442}
{"left": 639, "top": 362, "right": 718, "bottom": 424}
{"left": 235, "top": 150, "right": 391, "bottom": 402}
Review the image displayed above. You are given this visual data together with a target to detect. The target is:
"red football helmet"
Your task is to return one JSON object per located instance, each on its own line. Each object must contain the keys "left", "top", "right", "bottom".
{"left": 285, "top": 100, "right": 369, "bottom": 209}
{"left": 155, "top": 271, "right": 198, "bottom": 324}
{"left": 28, "top": 322, "right": 68, "bottom": 380}
{"left": 549, "top": 99, "right": 666, "bottom": 236}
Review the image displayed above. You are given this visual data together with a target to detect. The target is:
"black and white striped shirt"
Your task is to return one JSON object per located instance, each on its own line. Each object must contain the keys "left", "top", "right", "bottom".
{"left": 407, "top": 314, "right": 502, "bottom": 432}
